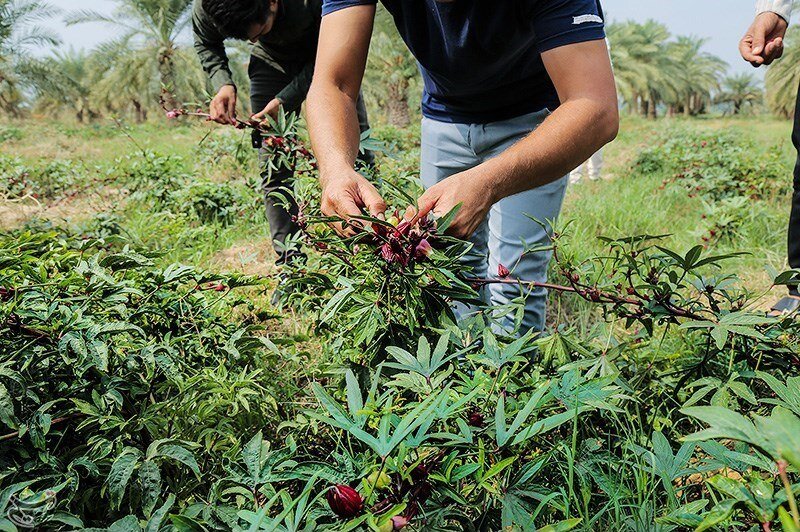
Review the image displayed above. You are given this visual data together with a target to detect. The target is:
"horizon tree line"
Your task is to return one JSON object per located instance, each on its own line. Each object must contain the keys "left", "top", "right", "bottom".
{"left": 0, "top": 0, "right": 793, "bottom": 124}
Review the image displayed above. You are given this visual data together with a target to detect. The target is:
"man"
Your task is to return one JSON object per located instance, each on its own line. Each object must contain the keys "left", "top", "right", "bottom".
{"left": 306, "top": 1, "right": 619, "bottom": 333}
{"left": 193, "top": 0, "right": 373, "bottom": 270}
{"left": 740, "top": 0, "right": 800, "bottom": 314}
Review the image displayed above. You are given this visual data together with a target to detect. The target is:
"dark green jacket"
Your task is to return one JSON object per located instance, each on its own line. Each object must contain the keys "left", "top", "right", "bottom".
{"left": 192, "top": 0, "right": 322, "bottom": 110}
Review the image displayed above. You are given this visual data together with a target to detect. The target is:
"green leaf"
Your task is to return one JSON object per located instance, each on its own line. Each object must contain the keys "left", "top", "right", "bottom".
{"left": 0, "top": 383, "right": 18, "bottom": 430}
{"left": 138, "top": 461, "right": 161, "bottom": 517}
{"left": 145, "top": 494, "right": 175, "bottom": 532}
{"left": 157, "top": 445, "right": 200, "bottom": 476}
{"left": 538, "top": 518, "right": 583, "bottom": 532}
{"left": 107, "top": 448, "right": 141, "bottom": 510}
{"left": 696, "top": 499, "right": 737, "bottom": 532}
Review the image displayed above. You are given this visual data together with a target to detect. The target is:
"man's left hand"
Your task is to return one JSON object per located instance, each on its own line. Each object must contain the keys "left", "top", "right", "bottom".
{"left": 407, "top": 170, "right": 495, "bottom": 239}
{"left": 740, "top": 12, "right": 788, "bottom": 67}
{"left": 252, "top": 98, "right": 283, "bottom": 125}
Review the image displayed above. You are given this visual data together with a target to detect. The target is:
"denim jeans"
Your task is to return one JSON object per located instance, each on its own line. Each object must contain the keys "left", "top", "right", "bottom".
{"left": 420, "top": 109, "right": 569, "bottom": 334}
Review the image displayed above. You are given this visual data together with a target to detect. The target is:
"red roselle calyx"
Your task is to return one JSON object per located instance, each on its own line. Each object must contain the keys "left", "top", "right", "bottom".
{"left": 497, "top": 263, "right": 510, "bottom": 278}
{"left": 326, "top": 484, "right": 364, "bottom": 518}
{"left": 371, "top": 212, "right": 438, "bottom": 267}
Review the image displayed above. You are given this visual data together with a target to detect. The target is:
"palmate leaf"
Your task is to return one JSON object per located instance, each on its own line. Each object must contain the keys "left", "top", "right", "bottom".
{"left": 495, "top": 380, "right": 551, "bottom": 448}
{"left": 384, "top": 332, "right": 456, "bottom": 378}
{"left": 683, "top": 405, "right": 800, "bottom": 470}
{"left": 310, "top": 383, "right": 446, "bottom": 457}
{"left": 757, "top": 371, "right": 800, "bottom": 416}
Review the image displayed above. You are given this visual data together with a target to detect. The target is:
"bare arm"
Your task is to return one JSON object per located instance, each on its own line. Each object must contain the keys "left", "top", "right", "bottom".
{"left": 307, "top": 5, "right": 386, "bottom": 234}
{"left": 412, "top": 39, "right": 619, "bottom": 238}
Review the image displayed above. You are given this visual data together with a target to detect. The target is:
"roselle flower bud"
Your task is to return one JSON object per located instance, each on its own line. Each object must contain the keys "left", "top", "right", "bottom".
{"left": 326, "top": 484, "right": 364, "bottom": 518}
{"left": 467, "top": 410, "right": 485, "bottom": 428}
{"left": 410, "top": 463, "right": 429, "bottom": 484}
{"left": 213, "top": 283, "right": 226, "bottom": 292}
{"left": 497, "top": 263, "right": 510, "bottom": 278}
{"left": 380, "top": 243, "right": 395, "bottom": 263}
{"left": 414, "top": 238, "right": 433, "bottom": 259}
{"left": 395, "top": 220, "right": 412, "bottom": 237}
{"left": 166, "top": 110, "right": 179, "bottom": 119}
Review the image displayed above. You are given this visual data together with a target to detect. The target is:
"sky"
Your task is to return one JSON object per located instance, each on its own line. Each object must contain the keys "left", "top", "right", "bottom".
{"left": 41, "top": 0, "right": 764, "bottom": 77}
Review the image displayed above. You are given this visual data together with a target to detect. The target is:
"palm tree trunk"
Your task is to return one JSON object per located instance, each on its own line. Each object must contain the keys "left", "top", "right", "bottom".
{"left": 386, "top": 78, "right": 410, "bottom": 128}
{"left": 158, "top": 45, "right": 179, "bottom": 112}
{"left": 133, "top": 100, "right": 147, "bottom": 123}
{"left": 648, "top": 92, "right": 658, "bottom": 119}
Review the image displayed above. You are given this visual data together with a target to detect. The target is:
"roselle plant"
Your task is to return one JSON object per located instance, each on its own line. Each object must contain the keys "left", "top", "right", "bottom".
{"left": 281, "top": 202, "right": 477, "bottom": 358}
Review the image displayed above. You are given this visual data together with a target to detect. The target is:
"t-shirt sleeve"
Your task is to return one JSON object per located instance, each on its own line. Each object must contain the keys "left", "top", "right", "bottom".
{"left": 532, "top": 0, "right": 606, "bottom": 54}
{"left": 322, "top": 0, "right": 378, "bottom": 16}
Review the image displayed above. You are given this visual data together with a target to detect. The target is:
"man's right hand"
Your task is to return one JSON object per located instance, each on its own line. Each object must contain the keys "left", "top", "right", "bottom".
{"left": 209, "top": 85, "right": 238, "bottom": 125}
{"left": 320, "top": 169, "right": 387, "bottom": 237}
{"left": 740, "top": 12, "right": 788, "bottom": 67}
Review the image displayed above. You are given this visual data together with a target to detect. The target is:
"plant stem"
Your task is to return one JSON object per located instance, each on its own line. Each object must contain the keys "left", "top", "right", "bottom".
{"left": 778, "top": 460, "right": 800, "bottom": 527}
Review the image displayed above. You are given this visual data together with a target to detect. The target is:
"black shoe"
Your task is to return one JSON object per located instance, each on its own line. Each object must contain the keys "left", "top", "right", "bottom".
{"left": 769, "top": 295, "right": 800, "bottom": 317}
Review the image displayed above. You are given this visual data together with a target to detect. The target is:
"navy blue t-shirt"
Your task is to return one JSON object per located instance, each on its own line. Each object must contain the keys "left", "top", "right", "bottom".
{"left": 322, "top": 0, "right": 606, "bottom": 123}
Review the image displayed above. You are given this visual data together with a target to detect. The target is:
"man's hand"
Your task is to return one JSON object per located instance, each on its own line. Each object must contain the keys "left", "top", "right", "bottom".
{"left": 320, "top": 169, "right": 387, "bottom": 236}
{"left": 740, "top": 12, "right": 788, "bottom": 66}
{"left": 252, "top": 98, "right": 283, "bottom": 125}
{"left": 408, "top": 170, "right": 494, "bottom": 240}
{"left": 209, "top": 85, "right": 237, "bottom": 125}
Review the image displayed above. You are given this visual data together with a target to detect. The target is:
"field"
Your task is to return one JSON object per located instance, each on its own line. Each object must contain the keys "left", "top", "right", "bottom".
{"left": 1, "top": 113, "right": 799, "bottom": 531}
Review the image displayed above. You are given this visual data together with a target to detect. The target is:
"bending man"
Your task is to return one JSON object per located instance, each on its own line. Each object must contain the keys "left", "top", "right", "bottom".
{"left": 306, "top": 0, "right": 619, "bottom": 333}
{"left": 193, "top": 0, "right": 374, "bottom": 274}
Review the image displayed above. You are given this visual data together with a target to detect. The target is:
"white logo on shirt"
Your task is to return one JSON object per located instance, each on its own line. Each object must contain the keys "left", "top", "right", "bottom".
{"left": 573, "top": 14, "right": 603, "bottom": 25}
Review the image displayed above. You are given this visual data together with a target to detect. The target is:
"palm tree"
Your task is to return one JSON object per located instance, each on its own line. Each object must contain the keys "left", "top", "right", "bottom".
{"left": 365, "top": 6, "right": 419, "bottom": 127}
{"left": 66, "top": 0, "right": 193, "bottom": 110}
{"left": 766, "top": 27, "right": 800, "bottom": 118}
{"left": 608, "top": 20, "right": 676, "bottom": 118}
{"left": 0, "top": 0, "right": 60, "bottom": 115}
{"left": 717, "top": 73, "right": 762, "bottom": 115}
{"left": 666, "top": 36, "right": 727, "bottom": 116}
{"left": 609, "top": 22, "right": 728, "bottom": 118}
{"left": 89, "top": 41, "right": 207, "bottom": 121}
{"left": 20, "top": 49, "right": 100, "bottom": 122}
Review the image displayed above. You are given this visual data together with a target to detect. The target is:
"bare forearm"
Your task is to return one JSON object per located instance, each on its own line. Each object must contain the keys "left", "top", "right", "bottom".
{"left": 482, "top": 99, "right": 618, "bottom": 202}
{"left": 307, "top": 83, "right": 363, "bottom": 181}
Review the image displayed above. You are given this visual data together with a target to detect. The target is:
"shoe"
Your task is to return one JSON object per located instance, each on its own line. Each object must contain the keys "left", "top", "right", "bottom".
{"left": 768, "top": 294, "right": 800, "bottom": 317}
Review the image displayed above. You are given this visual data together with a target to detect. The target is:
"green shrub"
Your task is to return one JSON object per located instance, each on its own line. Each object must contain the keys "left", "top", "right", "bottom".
{"left": 634, "top": 126, "right": 790, "bottom": 200}
{"left": 0, "top": 125, "right": 23, "bottom": 143}
{"left": 116, "top": 151, "right": 192, "bottom": 204}
{"left": 0, "top": 230, "right": 280, "bottom": 528}
{"left": 0, "top": 156, "right": 85, "bottom": 200}
{"left": 170, "top": 180, "right": 252, "bottom": 225}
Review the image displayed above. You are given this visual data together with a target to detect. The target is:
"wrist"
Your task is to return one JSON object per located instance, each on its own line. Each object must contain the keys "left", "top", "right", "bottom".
{"left": 473, "top": 159, "right": 509, "bottom": 205}
{"left": 320, "top": 166, "right": 358, "bottom": 188}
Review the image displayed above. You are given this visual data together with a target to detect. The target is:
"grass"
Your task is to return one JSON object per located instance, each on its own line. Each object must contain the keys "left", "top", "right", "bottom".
{"left": 0, "top": 113, "right": 795, "bottom": 297}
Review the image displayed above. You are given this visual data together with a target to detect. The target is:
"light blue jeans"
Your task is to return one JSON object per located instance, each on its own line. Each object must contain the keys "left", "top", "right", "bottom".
{"left": 420, "top": 110, "right": 569, "bottom": 334}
